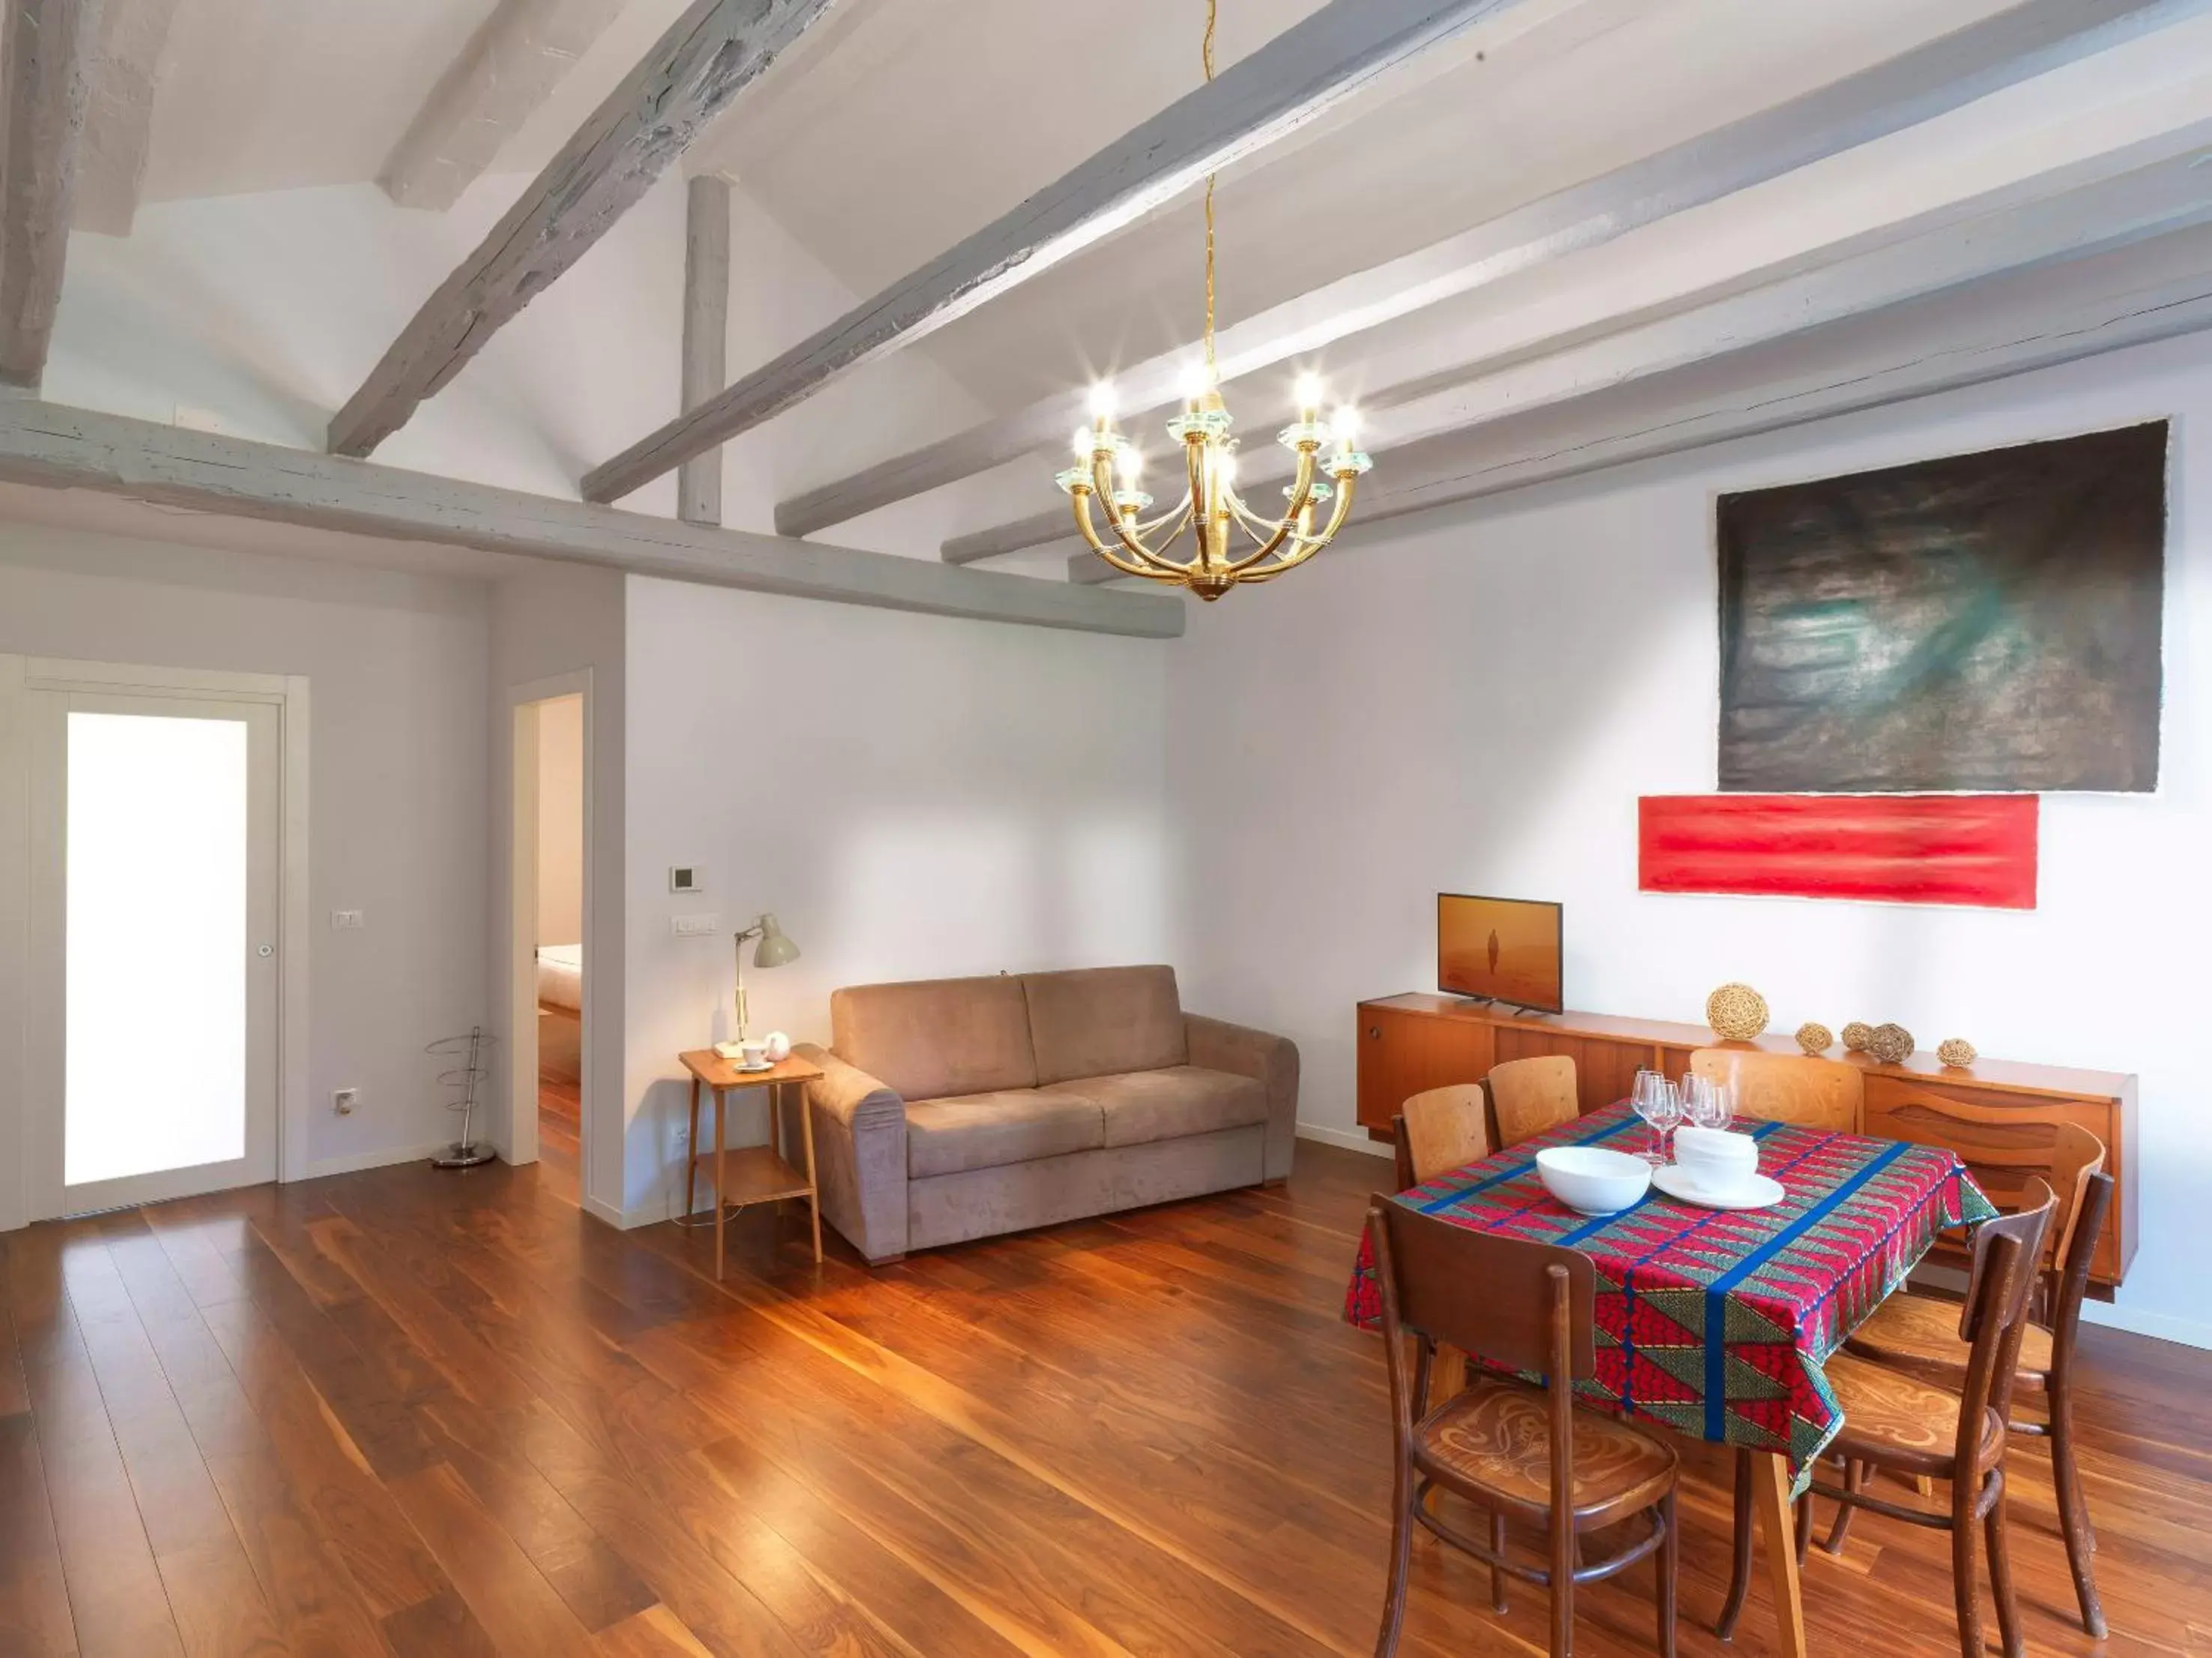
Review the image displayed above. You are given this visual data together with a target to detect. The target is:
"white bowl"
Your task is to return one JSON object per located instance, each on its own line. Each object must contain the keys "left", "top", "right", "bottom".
{"left": 1674, "top": 1125, "right": 1760, "bottom": 1177}
{"left": 1536, "top": 1146, "right": 1652, "bottom": 1215}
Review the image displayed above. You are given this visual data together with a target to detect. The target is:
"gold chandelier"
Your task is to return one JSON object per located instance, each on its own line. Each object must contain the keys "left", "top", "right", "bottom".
{"left": 1056, "top": 1, "right": 1373, "bottom": 601}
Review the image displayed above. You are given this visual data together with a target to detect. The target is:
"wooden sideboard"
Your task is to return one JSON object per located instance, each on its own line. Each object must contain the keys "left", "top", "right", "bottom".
{"left": 1357, "top": 993, "right": 2139, "bottom": 1291}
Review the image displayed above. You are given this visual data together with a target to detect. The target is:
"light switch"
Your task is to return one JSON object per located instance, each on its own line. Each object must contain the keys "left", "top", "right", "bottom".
{"left": 331, "top": 910, "right": 365, "bottom": 931}
{"left": 671, "top": 913, "right": 720, "bottom": 937}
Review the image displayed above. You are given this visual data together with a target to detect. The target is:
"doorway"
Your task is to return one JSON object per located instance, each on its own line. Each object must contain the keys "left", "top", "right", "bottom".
{"left": 15, "top": 661, "right": 303, "bottom": 1220}
{"left": 508, "top": 680, "right": 590, "bottom": 1206}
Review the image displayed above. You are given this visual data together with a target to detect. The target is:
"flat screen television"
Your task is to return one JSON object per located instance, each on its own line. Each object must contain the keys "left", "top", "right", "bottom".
{"left": 1437, "top": 893, "right": 1563, "bottom": 1014}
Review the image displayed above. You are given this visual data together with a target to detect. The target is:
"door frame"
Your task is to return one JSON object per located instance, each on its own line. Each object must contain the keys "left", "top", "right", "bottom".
{"left": 506, "top": 670, "right": 593, "bottom": 1187}
{"left": 1, "top": 656, "right": 311, "bottom": 1228}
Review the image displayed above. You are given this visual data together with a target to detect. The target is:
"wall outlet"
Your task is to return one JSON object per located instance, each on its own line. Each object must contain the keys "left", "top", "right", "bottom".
{"left": 670, "top": 913, "right": 719, "bottom": 937}
{"left": 331, "top": 909, "right": 365, "bottom": 930}
{"left": 333, "top": 1088, "right": 360, "bottom": 1116}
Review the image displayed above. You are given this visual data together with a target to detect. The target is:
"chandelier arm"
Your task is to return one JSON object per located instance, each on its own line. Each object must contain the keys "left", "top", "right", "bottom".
{"left": 1222, "top": 448, "right": 1321, "bottom": 571}
{"left": 1091, "top": 447, "right": 1202, "bottom": 575}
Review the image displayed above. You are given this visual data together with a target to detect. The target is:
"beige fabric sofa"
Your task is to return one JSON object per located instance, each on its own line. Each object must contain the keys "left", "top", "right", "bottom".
{"left": 791, "top": 966, "right": 1297, "bottom": 1263}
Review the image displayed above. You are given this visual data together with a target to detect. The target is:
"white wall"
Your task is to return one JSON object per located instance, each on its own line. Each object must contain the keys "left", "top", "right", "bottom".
{"left": 617, "top": 574, "right": 1174, "bottom": 1221}
{"left": 536, "top": 694, "right": 585, "bottom": 946}
{"left": 0, "top": 522, "right": 491, "bottom": 1180}
{"left": 1167, "top": 330, "right": 2212, "bottom": 1349}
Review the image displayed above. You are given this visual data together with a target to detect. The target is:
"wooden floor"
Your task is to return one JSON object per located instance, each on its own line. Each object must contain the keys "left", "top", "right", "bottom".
{"left": 537, "top": 1076, "right": 580, "bottom": 1206}
{"left": 1, "top": 1141, "right": 2208, "bottom": 1657}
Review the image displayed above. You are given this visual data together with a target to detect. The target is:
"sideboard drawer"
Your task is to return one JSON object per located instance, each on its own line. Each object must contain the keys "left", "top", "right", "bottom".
{"left": 1862, "top": 1075, "right": 2123, "bottom": 1285}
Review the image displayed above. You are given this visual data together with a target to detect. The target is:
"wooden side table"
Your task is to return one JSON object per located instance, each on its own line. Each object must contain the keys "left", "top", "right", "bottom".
{"left": 677, "top": 1049, "right": 825, "bottom": 1277}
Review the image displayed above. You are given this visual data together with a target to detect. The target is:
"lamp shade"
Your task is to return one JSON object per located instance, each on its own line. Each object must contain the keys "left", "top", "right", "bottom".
{"left": 751, "top": 912, "right": 800, "bottom": 969}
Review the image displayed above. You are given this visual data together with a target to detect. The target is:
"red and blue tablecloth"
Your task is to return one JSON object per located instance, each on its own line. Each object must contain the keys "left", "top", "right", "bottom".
{"left": 1344, "top": 1101, "right": 1997, "bottom": 1476}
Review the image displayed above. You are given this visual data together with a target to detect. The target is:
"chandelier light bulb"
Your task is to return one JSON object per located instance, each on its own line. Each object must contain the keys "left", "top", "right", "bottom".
{"left": 1179, "top": 360, "right": 1213, "bottom": 404}
{"left": 1117, "top": 445, "right": 1142, "bottom": 484}
{"left": 1088, "top": 381, "right": 1118, "bottom": 421}
{"left": 1333, "top": 407, "right": 1361, "bottom": 450}
{"left": 1071, "top": 424, "right": 1095, "bottom": 460}
{"left": 1294, "top": 372, "right": 1324, "bottom": 413}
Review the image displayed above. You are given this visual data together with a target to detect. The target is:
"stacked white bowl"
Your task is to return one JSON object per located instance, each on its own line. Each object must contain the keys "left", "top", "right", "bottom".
{"left": 1671, "top": 1125, "right": 1762, "bottom": 1196}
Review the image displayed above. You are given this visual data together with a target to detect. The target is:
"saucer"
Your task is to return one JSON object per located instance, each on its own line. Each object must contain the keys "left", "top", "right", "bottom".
{"left": 1653, "top": 1164, "right": 1786, "bottom": 1211}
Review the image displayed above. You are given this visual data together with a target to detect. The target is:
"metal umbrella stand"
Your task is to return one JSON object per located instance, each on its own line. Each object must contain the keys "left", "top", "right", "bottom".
{"left": 428, "top": 1026, "right": 499, "bottom": 1169}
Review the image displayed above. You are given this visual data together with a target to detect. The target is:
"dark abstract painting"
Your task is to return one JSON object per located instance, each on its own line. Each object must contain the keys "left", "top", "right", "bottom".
{"left": 1717, "top": 423, "right": 2166, "bottom": 793}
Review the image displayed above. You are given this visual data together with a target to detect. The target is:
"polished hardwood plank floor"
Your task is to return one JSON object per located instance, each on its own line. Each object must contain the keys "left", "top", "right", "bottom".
{"left": 1, "top": 1140, "right": 2208, "bottom": 1657}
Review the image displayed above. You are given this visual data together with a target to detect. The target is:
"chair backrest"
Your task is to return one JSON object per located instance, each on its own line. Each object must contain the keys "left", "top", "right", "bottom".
{"left": 1370, "top": 1196, "right": 1596, "bottom": 1382}
{"left": 1399, "top": 1084, "right": 1492, "bottom": 1186}
{"left": 1390, "top": 1114, "right": 1416, "bottom": 1193}
{"left": 1488, "top": 1055, "right": 1579, "bottom": 1147}
{"left": 1689, "top": 1048, "right": 1860, "bottom": 1131}
{"left": 2044, "top": 1125, "right": 2106, "bottom": 1275}
{"left": 2046, "top": 1170, "right": 2115, "bottom": 1367}
{"left": 1954, "top": 1179, "right": 2056, "bottom": 1470}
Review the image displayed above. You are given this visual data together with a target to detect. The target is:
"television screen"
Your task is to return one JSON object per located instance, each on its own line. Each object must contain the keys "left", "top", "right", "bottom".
{"left": 1438, "top": 894, "right": 1563, "bottom": 1013}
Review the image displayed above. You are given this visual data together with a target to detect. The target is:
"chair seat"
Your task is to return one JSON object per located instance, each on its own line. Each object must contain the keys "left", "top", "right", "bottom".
{"left": 1825, "top": 1349, "right": 2007, "bottom": 1477}
{"left": 1846, "top": 1291, "right": 2052, "bottom": 1384}
{"left": 1415, "top": 1379, "right": 1676, "bottom": 1524}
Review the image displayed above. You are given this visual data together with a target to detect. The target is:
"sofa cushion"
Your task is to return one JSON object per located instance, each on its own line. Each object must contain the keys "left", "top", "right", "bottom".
{"left": 1022, "top": 965, "right": 1188, "bottom": 1086}
{"left": 905, "top": 1089, "right": 1104, "bottom": 1179}
{"left": 1040, "top": 1066, "right": 1267, "bottom": 1149}
{"left": 831, "top": 974, "right": 1037, "bottom": 1104}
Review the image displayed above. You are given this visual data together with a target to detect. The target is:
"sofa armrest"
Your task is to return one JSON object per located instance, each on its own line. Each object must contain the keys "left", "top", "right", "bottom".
{"left": 795, "top": 1044, "right": 909, "bottom": 1262}
{"left": 1186, "top": 1014, "right": 1300, "bottom": 1180}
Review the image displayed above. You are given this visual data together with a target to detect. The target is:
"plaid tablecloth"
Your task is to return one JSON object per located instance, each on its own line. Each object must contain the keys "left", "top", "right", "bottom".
{"left": 1344, "top": 1102, "right": 1996, "bottom": 1477}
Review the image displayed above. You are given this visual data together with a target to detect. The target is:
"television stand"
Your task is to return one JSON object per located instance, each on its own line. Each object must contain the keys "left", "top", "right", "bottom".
{"left": 1456, "top": 994, "right": 1554, "bottom": 1020}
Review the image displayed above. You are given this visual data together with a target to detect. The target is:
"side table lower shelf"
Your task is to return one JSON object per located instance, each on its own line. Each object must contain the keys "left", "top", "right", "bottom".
{"left": 677, "top": 1049, "right": 826, "bottom": 1276}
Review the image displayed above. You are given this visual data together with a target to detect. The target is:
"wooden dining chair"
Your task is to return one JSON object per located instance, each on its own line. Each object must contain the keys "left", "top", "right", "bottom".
{"left": 1369, "top": 1196, "right": 1679, "bottom": 1658}
{"left": 1394, "top": 1085, "right": 1494, "bottom": 1190}
{"left": 1740, "top": 1182, "right": 2055, "bottom": 1658}
{"left": 1688, "top": 1048, "right": 1860, "bottom": 1131}
{"left": 1837, "top": 1143, "right": 2114, "bottom": 1635}
{"left": 1488, "top": 1055, "right": 1579, "bottom": 1148}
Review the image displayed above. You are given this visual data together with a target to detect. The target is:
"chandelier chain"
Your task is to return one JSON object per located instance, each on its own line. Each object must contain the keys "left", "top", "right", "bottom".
{"left": 1202, "top": 0, "right": 1217, "bottom": 376}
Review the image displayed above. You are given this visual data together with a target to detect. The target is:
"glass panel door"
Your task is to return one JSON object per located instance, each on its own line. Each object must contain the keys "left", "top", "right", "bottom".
{"left": 28, "top": 689, "right": 280, "bottom": 1216}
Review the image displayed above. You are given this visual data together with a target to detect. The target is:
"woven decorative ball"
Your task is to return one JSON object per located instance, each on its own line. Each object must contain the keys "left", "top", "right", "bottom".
{"left": 1705, "top": 983, "right": 1770, "bottom": 1042}
{"left": 1867, "top": 1022, "right": 1916, "bottom": 1065}
{"left": 1840, "top": 1021, "right": 1874, "bottom": 1053}
{"left": 1795, "top": 1022, "right": 1834, "bottom": 1056}
{"left": 1936, "top": 1037, "right": 1978, "bottom": 1070}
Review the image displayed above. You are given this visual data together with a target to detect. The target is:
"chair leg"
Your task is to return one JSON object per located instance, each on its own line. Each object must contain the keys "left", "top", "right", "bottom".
{"left": 1551, "top": 1509, "right": 1575, "bottom": 1658}
{"left": 1987, "top": 1478, "right": 2023, "bottom": 1658}
{"left": 2048, "top": 1375, "right": 2108, "bottom": 1637}
{"left": 1656, "top": 1489, "right": 1679, "bottom": 1658}
{"left": 1373, "top": 1485, "right": 1415, "bottom": 1658}
{"left": 1716, "top": 1449, "right": 1752, "bottom": 1642}
{"left": 1793, "top": 1481, "right": 1813, "bottom": 1565}
{"left": 1491, "top": 1507, "right": 1508, "bottom": 1614}
{"left": 1951, "top": 1482, "right": 1984, "bottom": 1658}
{"left": 1822, "top": 1459, "right": 1863, "bottom": 1555}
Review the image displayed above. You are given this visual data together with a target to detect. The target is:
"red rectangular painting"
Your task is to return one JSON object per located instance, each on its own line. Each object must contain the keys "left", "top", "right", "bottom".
{"left": 1638, "top": 794, "right": 2038, "bottom": 910}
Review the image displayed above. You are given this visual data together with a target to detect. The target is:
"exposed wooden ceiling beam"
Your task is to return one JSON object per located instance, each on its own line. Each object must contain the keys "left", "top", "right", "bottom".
{"left": 579, "top": 0, "right": 1547, "bottom": 506}
{"left": 944, "top": 510, "right": 1073, "bottom": 568}
{"left": 73, "top": 0, "right": 177, "bottom": 236}
{"left": 379, "top": 0, "right": 629, "bottom": 212}
{"left": 1344, "top": 225, "right": 2212, "bottom": 533}
{"left": 0, "top": 0, "right": 100, "bottom": 387}
{"left": 0, "top": 399, "right": 1183, "bottom": 638}
{"left": 328, "top": 0, "right": 838, "bottom": 459}
{"left": 793, "top": 0, "right": 2209, "bottom": 543}
{"left": 679, "top": 175, "right": 731, "bottom": 527}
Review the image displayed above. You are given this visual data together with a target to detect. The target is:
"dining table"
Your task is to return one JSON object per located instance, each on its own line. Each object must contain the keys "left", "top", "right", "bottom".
{"left": 1344, "top": 1100, "right": 1997, "bottom": 1657}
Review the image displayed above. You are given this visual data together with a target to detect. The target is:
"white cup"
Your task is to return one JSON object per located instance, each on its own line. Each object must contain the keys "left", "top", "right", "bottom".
{"left": 738, "top": 1038, "right": 772, "bottom": 1068}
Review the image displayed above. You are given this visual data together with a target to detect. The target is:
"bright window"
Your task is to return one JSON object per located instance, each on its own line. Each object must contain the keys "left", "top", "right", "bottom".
{"left": 65, "top": 712, "right": 249, "bottom": 1185}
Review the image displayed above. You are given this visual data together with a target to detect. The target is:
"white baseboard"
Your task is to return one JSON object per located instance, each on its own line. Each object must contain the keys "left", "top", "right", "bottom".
{"left": 1296, "top": 1120, "right": 1393, "bottom": 1158}
{"left": 303, "top": 1138, "right": 467, "bottom": 1179}
{"left": 2081, "top": 1299, "right": 2212, "bottom": 1352}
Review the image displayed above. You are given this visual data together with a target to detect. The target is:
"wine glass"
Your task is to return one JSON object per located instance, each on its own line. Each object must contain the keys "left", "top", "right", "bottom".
{"left": 1634, "top": 1074, "right": 1681, "bottom": 1164}
{"left": 1686, "top": 1073, "right": 1731, "bottom": 1133}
